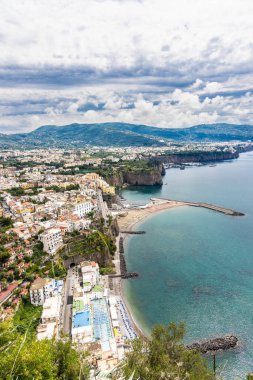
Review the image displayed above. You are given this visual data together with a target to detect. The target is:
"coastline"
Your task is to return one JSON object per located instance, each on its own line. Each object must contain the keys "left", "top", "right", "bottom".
{"left": 114, "top": 200, "right": 184, "bottom": 338}
{"left": 117, "top": 199, "right": 184, "bottom": 231}
{"left": 114, "top": 196, "right": 244, "bottom": 338}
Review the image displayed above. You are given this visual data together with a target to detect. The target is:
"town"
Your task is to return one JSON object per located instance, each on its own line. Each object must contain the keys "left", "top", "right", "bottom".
{"left": 0, "top": 142, "right": 252, "bottom": 378}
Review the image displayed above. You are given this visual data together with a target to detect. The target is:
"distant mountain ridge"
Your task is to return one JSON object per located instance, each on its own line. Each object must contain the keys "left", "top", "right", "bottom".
{"left": 1, "top": 122, "right": 253, "bottom": 148}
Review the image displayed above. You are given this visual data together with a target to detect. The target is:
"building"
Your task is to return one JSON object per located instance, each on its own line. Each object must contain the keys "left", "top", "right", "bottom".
{"left": 37, "top": 295, "right": 62, "bottom": 340}
{"left": 73, "top": 202, "right": 93, "bottom": 218}
{"left": 39, "top": 228, "right": 63, "bottom": 255}
{"left": 80, "top": 261, "right": 100, "bottom": 292}
{"left": 30, "top": 277, "right": 63, "bottom": 306}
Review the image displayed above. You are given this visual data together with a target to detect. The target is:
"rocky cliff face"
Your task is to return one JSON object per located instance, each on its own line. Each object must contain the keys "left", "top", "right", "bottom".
{"left": 155, "top": 151, "right": 239, "bottom": 164}
{"left": 122, "top": 169, "right": 163, "bottom": 186}
{"left": 106, "top": 163, "right": 164, "bottom": 187}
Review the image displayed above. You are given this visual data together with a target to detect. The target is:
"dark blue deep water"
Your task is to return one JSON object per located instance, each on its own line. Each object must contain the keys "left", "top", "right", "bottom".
{"left": 122, "top": 152, "right": 253, "bottom": 379}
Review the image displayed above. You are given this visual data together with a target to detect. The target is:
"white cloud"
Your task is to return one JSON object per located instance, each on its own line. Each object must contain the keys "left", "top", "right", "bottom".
{"left": 2, "top": 86, "right": 253, "bottom": 133}
{"left": 1, "top": 0, "right": 253, "bottom": 76}
{"left": 203, "top": 82, "right": 222, "bottom": 94}
{"left": 1, "top": 0, "right": 253, "bottom": 132}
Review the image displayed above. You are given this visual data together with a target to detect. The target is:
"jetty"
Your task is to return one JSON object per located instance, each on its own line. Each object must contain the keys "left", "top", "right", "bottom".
{"left": 117, "top": 237, "right": 139, "bottom": 279}
{"left": 120, "top": 230, "right": 146, "bottom": 235}
{"left": 151, "top": 198, "right": 245, "bottom": 216}
{"left": 187, "top": 335, "right": 238, "bottom": 353}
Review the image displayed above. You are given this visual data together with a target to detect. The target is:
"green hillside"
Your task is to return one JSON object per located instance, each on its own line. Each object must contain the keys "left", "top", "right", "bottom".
{"left": 1, "top": 122, "right": 253, "bottom": 148}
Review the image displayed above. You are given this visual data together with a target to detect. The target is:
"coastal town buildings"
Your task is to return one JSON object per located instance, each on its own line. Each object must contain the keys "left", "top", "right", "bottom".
{"left": 29, "top": 277, "right": 64, "bottom": 340}
{"left": 70, "top": 261, "right": 136, "bottom": 372}
{"left": 37, "top": 294, "right": 62, "bottom": 340}
{"left": 39, "top": 228, "right": 63, "bottom": 255}
{"left": 30, "top": 277, "right": 63, "bottom": 306}
{"left": 73, "top": 201, "right": 93, "bottom": 218}
{"left": 1, "top": 143, "right": 252, "bottom": 376}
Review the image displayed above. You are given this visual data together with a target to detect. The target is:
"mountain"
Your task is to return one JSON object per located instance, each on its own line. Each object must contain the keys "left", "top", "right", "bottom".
{"left": 1, "top": 122, "right": 253, "bottom": 148}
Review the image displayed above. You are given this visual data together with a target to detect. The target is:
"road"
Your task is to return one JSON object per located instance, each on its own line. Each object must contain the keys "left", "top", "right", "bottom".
{"left": 97, "top": 189, "right": 108, "bottom": 221}
{"left": 62, "top": 267, "right": 79, "bottom": 335}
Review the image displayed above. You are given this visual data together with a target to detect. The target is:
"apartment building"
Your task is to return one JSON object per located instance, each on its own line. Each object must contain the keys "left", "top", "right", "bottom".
{"left": 73, "top": 202, "right": 93, "bottom": 218}
{"left": 30, "top": 277, "right": 63, "bottom": 306}
{"left": 39, "top": 228, "right": 63, "bottom": 255}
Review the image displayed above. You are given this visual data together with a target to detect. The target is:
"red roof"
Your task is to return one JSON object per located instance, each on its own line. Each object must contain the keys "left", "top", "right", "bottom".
{"left": 0, "top": 282, "right": 19, "bottom": 304}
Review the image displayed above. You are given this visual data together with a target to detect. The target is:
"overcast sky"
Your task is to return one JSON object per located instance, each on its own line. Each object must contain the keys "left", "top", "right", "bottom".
{"left": 1, "top": 0, "right": 253, "bottom": 133}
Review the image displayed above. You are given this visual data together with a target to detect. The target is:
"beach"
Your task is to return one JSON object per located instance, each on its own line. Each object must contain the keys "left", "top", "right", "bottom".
{"left": 117, "top": 199, "right": 184, "bottom": 231}
{"left": 112, "top": 199, "right": 184, "bottom": 338}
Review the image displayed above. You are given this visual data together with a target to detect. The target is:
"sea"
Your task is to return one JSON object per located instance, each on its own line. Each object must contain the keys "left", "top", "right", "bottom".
{"left": 122, "top": 152, "right": 253, "bottom": 379}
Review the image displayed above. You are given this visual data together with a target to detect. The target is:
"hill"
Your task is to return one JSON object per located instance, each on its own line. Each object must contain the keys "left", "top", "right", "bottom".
{"left": 1, "top": 122, "right": 253, "bottom": 148}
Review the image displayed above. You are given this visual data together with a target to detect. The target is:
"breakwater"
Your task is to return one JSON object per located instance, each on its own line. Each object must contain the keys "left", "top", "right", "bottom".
{"left": 151, "top": 198, "right": 245, "bottom": 216}
{"left": 187, "top": 335, "right": 238, "bottom": 353}
{"left": 119, "top": 237, "right": 139, "bottom": 279}
{"left": 120, "top": 230, "right": 146, "bottom": 234}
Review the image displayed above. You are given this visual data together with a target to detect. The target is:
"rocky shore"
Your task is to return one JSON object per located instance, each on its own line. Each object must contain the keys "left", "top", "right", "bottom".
{"left": 187, "top": 335, "right": 238, "bottom": 353}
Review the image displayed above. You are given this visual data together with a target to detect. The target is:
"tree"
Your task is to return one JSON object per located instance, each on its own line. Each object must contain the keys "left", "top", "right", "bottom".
{"left": 7, "top": 273, "right": 14, "bottom": 283}
{"left": 120, "top": 323, "right": 213, "bottom": 380}
{"left": 0, "top": 217, "right": 13, "bottom": 230}
{"left": 6, "top": 187, "right": 25, "bottom": 197}
{"left": 53, "top": 340, "right": 89, "bottom": 380}
{"left": 0, "top": 304, "right": 90, "bottom": 380}
{"left": 0, "top": 245, "right": 10, "bottom": 264}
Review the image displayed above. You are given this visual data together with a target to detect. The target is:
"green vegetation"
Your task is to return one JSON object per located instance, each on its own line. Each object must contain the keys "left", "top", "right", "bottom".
{"left": 6, "top": 187, "right": 40, "bottom": 196}
{"left": 24, "top": 242, "right": 66, "bottom": 279}
{"left": 0, "top": 308, "right": 89, "bottom": 379}
{"left": 45, "top": 184, "right": 80, "bottom": 192}
{"left": 62, "top": 230, "right": 116, "bottom": 259}
{"left": 120, "top": 159, "right": 160, "bottom": 172}
{"left": 48, "top": 258, "right": 67, "bottom": 278}
{"left": 0, "top": 245, "right": 11, "bottom": 264}
{"left": 6, "top": 187, "right": 25, "bottom": 196}
{"left": 99, "top": 266, "right": 115, "bottom": 275}
{"left": 119, "top": 323, "right": 213, "bottom": 380}
{"left": 13, "top": 301, "right": 42, "bottom": 335}
{"left": 0, "top": 217, "right": 13, "bottom": 232}
{"left": 2, "top": 122, "right": 253, "bottom": 149}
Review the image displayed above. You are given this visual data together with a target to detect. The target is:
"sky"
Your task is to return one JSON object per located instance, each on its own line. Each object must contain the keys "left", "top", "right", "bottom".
{"left": 1, "top": 0, "right": 253, "bottom": 133}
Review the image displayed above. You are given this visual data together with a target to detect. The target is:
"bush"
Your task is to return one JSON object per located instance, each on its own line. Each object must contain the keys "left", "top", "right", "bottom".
{"left": 120, "top": 323, "right": 213, "bottom": 380}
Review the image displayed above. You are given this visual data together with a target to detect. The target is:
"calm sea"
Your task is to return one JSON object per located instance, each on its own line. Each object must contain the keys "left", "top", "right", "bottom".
{"left": 122, "top": 152, "right": 253, "bottom": 379}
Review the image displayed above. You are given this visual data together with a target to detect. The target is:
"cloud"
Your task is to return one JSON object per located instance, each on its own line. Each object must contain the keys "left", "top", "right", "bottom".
{"left": 1, "top": 0, "right": 253, "bottom": 132}
{"left": 203, "top": 82, "right": 222, "bottom": 94}
{"left": 2, "top": 85, "right": 253, "bottom": 133}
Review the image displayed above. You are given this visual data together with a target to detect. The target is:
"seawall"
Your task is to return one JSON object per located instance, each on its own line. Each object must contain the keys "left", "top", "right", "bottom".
{"left": 151, "top": 198, "right": 245, "bottom": 217}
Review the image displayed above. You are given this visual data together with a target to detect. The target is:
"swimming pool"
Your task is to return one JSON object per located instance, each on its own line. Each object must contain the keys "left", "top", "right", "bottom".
{"left": 73, "top": 310, "right": 90, "bottom": 328}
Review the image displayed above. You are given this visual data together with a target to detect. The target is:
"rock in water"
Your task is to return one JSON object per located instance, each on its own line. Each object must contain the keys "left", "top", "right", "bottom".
{"left": 187, "top": 335, "right": 238, "bottom": 353}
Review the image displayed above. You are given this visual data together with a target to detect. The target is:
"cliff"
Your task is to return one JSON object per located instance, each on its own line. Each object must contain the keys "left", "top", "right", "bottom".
{"left": 106, "top": 163, "right": 164, "bottom": 187}
{"left": 122, "top": 168, "right": 163, "bottom": 186}
{"left": 155, "top": 151, "right": 240, "bottom": 164}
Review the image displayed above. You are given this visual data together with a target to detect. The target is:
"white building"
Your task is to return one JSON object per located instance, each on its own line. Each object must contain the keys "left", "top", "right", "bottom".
{"left": 39, "top": 228, "right": 63, "bottom": 255}
{"left": 73, "top": 202, "right": 93, "bottom": 218}
{"left": 37, "top": 295, "right": 62, "bottom": 340}
{"left": 80, "top": 261, "right": 99, "bottom": 292}
{"left": 30, "top": 277, "right": 63, "bottom": 306}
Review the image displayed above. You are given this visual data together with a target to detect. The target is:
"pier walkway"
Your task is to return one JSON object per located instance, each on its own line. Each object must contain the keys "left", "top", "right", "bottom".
{"left": 151, "top": 198, "right": 244, "bottom": 216}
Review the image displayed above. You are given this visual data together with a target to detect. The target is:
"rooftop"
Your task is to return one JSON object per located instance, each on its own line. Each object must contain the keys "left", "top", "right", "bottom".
{"left": 30, "top": 277, "right": 49, "bottom": 291}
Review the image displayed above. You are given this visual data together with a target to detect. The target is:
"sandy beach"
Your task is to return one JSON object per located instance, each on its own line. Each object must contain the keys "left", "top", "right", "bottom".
{"left": 117, "top": 199, "right": 184, "bottom": 231}
{"left": 113, "top": 199, "right": 184, "bottom": 338}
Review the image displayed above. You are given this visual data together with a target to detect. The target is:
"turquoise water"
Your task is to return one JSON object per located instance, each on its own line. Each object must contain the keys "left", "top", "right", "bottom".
{"left": 122, "top": 152, "right": 253, "bottom": 379}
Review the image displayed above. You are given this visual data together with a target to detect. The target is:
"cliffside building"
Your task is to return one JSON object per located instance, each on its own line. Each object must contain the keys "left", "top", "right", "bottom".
{"left": 30, "top": 277, "right": 63, "bottom": 306}
{"left": 39, "top": 228, "right": 63, "bottom": 255}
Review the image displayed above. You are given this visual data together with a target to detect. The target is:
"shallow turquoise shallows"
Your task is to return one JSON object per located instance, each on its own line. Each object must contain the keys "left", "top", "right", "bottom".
{"left": 122, "top": 152, "right": 253, "bottom": 379}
